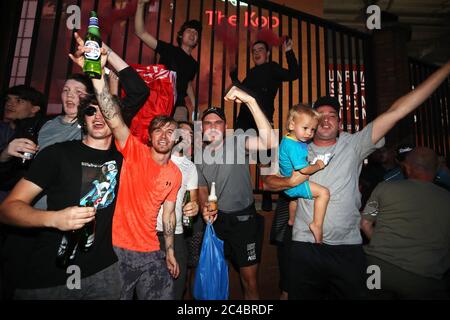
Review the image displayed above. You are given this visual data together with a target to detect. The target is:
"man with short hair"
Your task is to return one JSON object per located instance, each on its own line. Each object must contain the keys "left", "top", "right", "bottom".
{"left": 90, "top": 48, "right": 181, "bottom": 299}
{"left": 0, "top": 96, "right": 123, "bottom": 299}
{"left": 156, "top": 120, "right": 199, "bottom": 299}
{"left": 135, "top": 0, "right": 201, "bottom": 121}
{"left": 230, "top": 38, "right": 298, "bottom": 211}
{"left": 199, "top": 86, "right": 277, "bottom": 300}
{"left": 0, "top": 85, "right": 47, "bottom": 201}
{"left": 263, "top": 60, "right": 450, "bottom": 299}
{"left": 361, "top": 147, "right": 450, "bottom": 299}
{"left": 230, "top": 39, "right": 298, "bottom": 131}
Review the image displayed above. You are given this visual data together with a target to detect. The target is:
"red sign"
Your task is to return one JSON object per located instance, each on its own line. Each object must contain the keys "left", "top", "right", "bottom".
{"left": 205, "top": 10, "right": 279, "bottom": 28}
{"left": 328, "top": 64, "right": 367, "bottom": 132}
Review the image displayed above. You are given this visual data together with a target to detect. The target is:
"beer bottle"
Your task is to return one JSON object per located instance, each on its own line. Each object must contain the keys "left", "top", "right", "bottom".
{"left": 83, "top": 11, "right": 102, "bottom": 79}
{"left": 208, "top": 182, "right": 218, "bottom": 211}
{"left": 182, "top": 190, "right": 193, "bottom": 229}
{"left": 78, "top": 199, "right": 96, "bottom": 252}
{"left": 21, "top": 126, "right": 38, "bottom": 164}
{"left": 55, "top": 231, "right": 79, "bottom": 268}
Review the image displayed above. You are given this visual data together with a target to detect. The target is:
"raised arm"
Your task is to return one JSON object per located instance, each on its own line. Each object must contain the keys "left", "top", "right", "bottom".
{"left": 0, "top": 178, "right": 95, "bottom": 230}
{"left": 162, "top": 200, "right": 180, "bottom": 278}
{"left": 135, "top": 0, "right": 158, "bottom": 50}
{"left": 282, "top": 38, "right": 300, "bottom": 81}
{"left": 372, "top": 60, "right": 450, "bottom": 144}
{"left": 69, "top": 32, "right": 149, "bottom": 119}
{"left": 186, "top": 81, "right": 196, "bottom": 118}
{"left": 92, "top": 71, "right": 130, "bottom": 148}
{"left": 224, "top": 85, "right": 277, "bottom": 151}
{"left": 274, "top": 38, "right": 299, "bottom": 81}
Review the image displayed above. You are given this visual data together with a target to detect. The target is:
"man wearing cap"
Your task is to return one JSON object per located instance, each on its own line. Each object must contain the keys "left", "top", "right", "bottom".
{"left": 263, "top": 60, "right": 450, "bottom": 299}
{"left": 361, "top": 147, "right": 450, "bottom": 299}
{"left": 199, "top": 86, "right": 277, "bottom": 300}
{"left": 383, "top": 144, "right": 413, "bottom": 182}
{"left": 135, "top": 0, "right": 201, "bottom": 121}
{"left": 383, "top": 144, "right": 450, "bottom": 190}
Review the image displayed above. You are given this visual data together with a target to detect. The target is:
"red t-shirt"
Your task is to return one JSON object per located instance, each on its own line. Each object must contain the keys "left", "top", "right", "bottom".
{"left": 112, "top": 134, "right": 181, "bottom": 252}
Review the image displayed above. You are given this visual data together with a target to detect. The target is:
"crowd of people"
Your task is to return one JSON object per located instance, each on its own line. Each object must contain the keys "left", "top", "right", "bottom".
{"left": 0, "top": 1, "right": 449, "bottom": 300}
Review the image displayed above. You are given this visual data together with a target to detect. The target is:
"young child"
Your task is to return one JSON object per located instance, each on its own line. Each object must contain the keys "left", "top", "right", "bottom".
{"left": 279, "top": 104, "right": 330, "bottom": 243}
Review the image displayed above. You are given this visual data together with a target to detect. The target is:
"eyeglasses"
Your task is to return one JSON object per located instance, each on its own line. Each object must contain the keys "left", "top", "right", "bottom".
{"left": 83, "top": 106, "right": 98, "bottom": 117}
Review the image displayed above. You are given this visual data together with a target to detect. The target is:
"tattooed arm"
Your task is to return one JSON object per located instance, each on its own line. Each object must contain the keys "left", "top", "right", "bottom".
{"left": 162, "top": 200, "right": 180, "bottom": 278}
{"left": 92, "top": 73, "right": 130, "bottom": 149}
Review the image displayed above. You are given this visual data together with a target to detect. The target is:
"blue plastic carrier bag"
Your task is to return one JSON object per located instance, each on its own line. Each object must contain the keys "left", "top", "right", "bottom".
{"left": 193, "top": 222, "right": 229, "bottom": 300}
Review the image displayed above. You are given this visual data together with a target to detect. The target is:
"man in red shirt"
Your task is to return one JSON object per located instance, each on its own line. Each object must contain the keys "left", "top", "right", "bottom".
{"left": 91, "top": 48, "right": 181, "bottom": 300}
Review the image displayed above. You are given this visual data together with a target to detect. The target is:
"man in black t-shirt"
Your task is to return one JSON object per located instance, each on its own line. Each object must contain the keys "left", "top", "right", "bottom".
{"left": 135, "top": 0, "right": 201, "bottom": 121}
{"left": 230, "top": 39, "right": 299, "bottom": 131}
{"left": 0, "top": 96, "right": 123, "bottom": 300}
{"left": 230, "top": 39, "right": 298, "bottom": 211}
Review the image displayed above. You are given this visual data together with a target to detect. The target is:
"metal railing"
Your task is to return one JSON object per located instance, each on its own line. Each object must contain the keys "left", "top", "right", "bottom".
{"left": 409, "top": 58, "right": 450, "bottom": 159}
{"left": 7, "top": 0, "right": 375, "bottom": 192}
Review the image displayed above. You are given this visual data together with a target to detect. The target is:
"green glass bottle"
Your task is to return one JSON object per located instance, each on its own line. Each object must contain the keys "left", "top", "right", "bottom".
{"left": 55, "top": 230, "right": 79, "bottom": 268}
{"left": 83, "top": 11, "right": 102, "bottom": 79}
{"left": 182, "top": 191, "right": 193, "bottom": 230}
{"left": 79, "top": 199, "right": 96, "bottom": 252}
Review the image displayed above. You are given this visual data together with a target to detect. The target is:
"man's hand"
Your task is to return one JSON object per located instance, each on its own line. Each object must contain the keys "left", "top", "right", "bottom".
{"left": 51, "top": 206, "right": 96, "bottom": 231}
{"left": 283, "top": 37, "right": 293, "bottom": 52}
{"left": 224, "top": 85, "right": 256, "bottom": 105}
{"left": 182, "top": 201, "right": 199, "bottom": 217}
{"left": 0, "top": 138, "right": 38, "bottom": 162}
{"left": 202, "top": 202, "right": 218, "bottom": 223}
{"left": 288, "top": 171, "right": 310, "bottom": 188}
{"left": 68, "top": 32, "right": 108, "bottom": 70}
{"left": 166, "top": 252, "right": 180, "bottom": 278}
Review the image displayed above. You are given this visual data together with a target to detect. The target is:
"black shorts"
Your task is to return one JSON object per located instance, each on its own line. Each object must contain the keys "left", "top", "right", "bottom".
{"left": 214, "top": 203, "right": 264, "bottom": 268}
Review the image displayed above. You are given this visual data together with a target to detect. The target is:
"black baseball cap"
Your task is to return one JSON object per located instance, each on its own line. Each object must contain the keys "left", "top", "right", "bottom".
{"left": 313, "top": 96, "right": 340, "bottom": 113}
{"left": 201, "top": 106, "right": 226, "bottom": 122}
{"left": 396, "top": 144, "right": 414, "bottom": 162}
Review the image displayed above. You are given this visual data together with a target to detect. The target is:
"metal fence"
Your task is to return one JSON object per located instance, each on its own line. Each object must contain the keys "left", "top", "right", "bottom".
{"left": 6, "top": 0, "right": 375, "bottom": 192}
{"left": 409, "top": 58, "right": 450, "bottom": 159}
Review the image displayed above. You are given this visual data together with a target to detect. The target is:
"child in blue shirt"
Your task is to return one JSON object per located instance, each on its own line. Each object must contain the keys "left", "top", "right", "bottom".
{"left": 279, "top": 104, "right": 330, "bottom": 243}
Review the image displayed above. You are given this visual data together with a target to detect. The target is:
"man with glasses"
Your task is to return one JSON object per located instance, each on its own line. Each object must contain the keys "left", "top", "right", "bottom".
{"left": 0, "top": 96, "right": 123, "bottom": 299}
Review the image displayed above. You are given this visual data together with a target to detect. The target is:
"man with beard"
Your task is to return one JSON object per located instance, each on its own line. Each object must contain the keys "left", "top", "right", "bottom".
{"left": 263, "top": 60, "right": 450, "bottom": 299}
{"left": 90, "top": 50, "right": 181, "bottom": 299}
{"left": 199, "top": 86, "right": 277, "bottom": 299}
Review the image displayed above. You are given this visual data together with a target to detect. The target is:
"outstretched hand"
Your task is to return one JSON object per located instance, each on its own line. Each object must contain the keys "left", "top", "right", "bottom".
{"left": 283, "top": 37, "right": 293, "bottom": 52}
{"left": 68, "top": 32, "right": 108, "bottom": 70}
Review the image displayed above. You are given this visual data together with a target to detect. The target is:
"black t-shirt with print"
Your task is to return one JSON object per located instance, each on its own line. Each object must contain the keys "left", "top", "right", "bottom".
{"left": 156, "top": 40, "right": 198, "bottom": 107}
{"left": 17, "top": 140, "right": 122, "bottom": 289}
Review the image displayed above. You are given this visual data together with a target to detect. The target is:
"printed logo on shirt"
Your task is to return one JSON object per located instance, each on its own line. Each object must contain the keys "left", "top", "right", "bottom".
{"left": 310, "top": 152, "right": 334, "bottom": 167}
{"left": 79, "top": 160, "right": 119, "bottom": 209}
{"left": 56, "top": 160, "right": 119, "bottom": 260}
{"left": 247, "top": 242, "right": 257, "bottom": 261}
